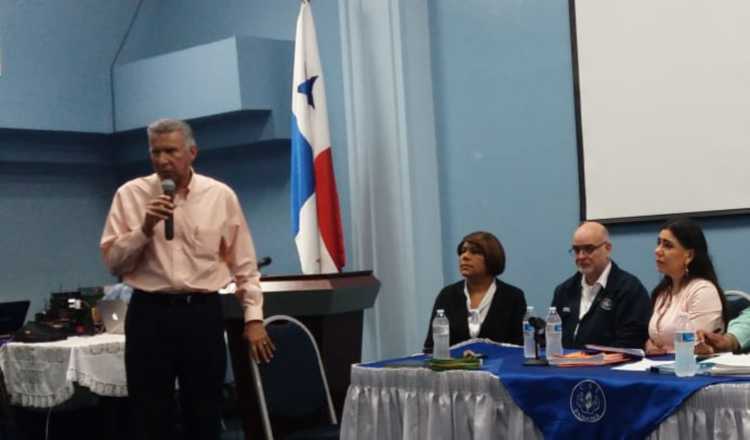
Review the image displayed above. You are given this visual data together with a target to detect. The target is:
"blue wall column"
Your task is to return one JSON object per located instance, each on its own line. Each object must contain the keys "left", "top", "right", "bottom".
{"left": 339, "top": 0, "right": 444, "bottom": 359}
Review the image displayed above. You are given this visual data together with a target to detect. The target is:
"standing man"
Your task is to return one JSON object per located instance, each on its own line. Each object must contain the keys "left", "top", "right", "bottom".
{"left": 100, "top": 118, "right": 274, "bottom": 439}
{"left": 551, "top": 222, "right": 651, "bottom": 349}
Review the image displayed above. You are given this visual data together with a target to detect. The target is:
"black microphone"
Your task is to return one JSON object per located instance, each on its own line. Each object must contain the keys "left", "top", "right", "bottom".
{"left": 528, "top": 317, "right": 547, "bottom": 346}
{"left": 257, "top": 256, "right": 272, "bottom": 268}
{"left": 161, "top": 179, "right": 176, "bottom": 240}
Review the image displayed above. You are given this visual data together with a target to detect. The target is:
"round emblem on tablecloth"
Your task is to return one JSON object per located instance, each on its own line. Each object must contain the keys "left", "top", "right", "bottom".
{"left": 570, "top": 379, "right": 606, "bottom": 423}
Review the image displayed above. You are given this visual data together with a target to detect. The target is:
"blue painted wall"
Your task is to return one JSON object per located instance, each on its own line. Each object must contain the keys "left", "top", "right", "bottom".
{"left": 0, "top": 0, "right": 135, "bottom": 319}
{"left": 2, "top": 0, "right": 748, "bottom": 352}
{"left": 0, "top": 0, "right": 136, "bottom": 321}
{"left": 0, "top": 0, "right": 138, "bottom": 132}
{"left": 0, "top": 132, "right": 117, "bottom": 313}
{"left": 0, "top": 1, "right": 348, "bottom": 317}
{"left": 427, "top": 0, "right": 750, "bottom": 316}
{"left": 114, "top": 38, "right": 244, "bottom": 131}
{"left": 429, "top": 0, "right": 580, "bottom": 311}
{"left": 196, "top": 141, "right": 299, "bottom": 276}
{"left": 117, "top": 0, "right": 352, "bottom": 276}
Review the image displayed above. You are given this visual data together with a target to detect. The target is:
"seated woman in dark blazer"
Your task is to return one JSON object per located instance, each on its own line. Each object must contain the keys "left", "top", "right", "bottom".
{"left": 423, "top": 231, "right": 527, "bottom": 352}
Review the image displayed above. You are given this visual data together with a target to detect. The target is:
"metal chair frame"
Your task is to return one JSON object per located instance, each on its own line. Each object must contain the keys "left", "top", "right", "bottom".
{"left": 725, "top": 290, "right": 750, "bottom": 322}
{"left": 725, "top": 290, "right": 750, "bottom": 302}
{"left": 249, "top": 315, "right": 337, "bottom": 440}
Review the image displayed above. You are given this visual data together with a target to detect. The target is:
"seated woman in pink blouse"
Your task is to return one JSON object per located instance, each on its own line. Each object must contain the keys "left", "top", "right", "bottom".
{"left": 646, "top": 217, "right": 728, "bottom": 355}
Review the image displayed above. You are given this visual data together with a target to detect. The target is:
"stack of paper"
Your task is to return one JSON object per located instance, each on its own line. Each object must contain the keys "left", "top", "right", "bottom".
{"left": 631, "top": 353, "right": 750, "bottom": 375}
{"left": 548, "top": 351, "right": 630, "bottom": 367}
{"left": 700, "top": 353, "right": 750, "bottom": 375}
{"left": 585, "top": 344, "right": 645, "bottom": 358}
{"left": 612, "top": 358, "right": 674, "bottom": 372}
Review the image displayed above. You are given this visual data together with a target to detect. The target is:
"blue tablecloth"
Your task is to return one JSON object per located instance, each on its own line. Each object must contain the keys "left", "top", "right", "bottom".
{"left": 366, "top": 342, "right": 750, "bottom": 440}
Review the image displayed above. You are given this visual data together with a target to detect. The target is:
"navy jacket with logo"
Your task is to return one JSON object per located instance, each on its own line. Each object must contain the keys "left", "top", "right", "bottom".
{"left": 551, "top": 261, "right": 651, "bottom": 349}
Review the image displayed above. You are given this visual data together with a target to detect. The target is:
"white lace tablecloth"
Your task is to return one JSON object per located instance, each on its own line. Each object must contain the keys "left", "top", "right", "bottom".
{"left": 341, "top": 365, "right": 750, "bottom": 440}
{"left": 0, "top": 334, "right": 126, "bottom": 408}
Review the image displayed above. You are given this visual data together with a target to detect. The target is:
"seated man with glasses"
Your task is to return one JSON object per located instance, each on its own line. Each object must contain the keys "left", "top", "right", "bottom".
{"left": 551, "top": 222, "right": 651, "bottom": 349}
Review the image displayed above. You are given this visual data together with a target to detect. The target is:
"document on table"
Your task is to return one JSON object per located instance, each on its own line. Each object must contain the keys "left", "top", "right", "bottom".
{"left": 612, "top": 358, "right": 674, "bottom": 372}
{"left": 700, "top": 353, "right": 750, "bottom": 375}
{"left": 585, "top": 344, "right": 646, "bottom": 358}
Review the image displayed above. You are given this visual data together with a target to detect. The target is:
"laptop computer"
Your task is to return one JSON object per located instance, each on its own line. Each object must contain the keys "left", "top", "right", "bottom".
{"left": 97, "top": 299, "right": 128, "bottom": 334}
{"left": 0, "top": 300, "right": 31, "bottom": 344}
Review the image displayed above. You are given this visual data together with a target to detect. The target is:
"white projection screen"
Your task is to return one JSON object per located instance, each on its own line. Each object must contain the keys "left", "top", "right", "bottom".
{"left": 571, "top": 0, "right": 750, "bottom": 222}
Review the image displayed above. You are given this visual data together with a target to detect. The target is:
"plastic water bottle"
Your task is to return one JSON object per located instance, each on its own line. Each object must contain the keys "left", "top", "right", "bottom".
{"left": 523, "top": 306, "right": 535, "bottom": 358}
{"left": 674, "top": 312, "right": 697, "bottom": 377}
{"left": 545, "top": 307, "right": 563, "bottom": 359}
{"left": 432, "top": 309, "right": 451, "bottom": 360}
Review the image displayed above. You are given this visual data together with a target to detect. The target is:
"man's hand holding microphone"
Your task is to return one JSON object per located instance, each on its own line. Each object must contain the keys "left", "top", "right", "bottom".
{"left": 141, "top": 179, "right": 176, "bottom": 238}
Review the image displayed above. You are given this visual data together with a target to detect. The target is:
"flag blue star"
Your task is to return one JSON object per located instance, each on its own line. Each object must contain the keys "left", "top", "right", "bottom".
{"left": 297, "top": 75, "right": 319, "bottom": 109}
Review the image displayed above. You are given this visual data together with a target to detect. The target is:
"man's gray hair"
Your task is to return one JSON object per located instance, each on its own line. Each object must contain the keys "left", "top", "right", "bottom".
{"left": 147, "top": 118, "right": 197, "bottom": 148}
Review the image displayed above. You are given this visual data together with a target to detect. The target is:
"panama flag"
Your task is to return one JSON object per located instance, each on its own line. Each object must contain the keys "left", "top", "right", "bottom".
{"left": 291, "top": 0, "right": 346, "bottom": 274}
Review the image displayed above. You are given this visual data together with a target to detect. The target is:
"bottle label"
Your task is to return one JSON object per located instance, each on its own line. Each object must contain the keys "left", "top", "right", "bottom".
{"left": 676, "top": 332, "right": 695, "bottom": 343}
{"left": 433, "top": 325, "right": 449, "bottom": 336}
{"left": 523, "top": 323, "right": 533, "bottom": 332}
{"left": 554, "top": 324, "right": 562, "bottom": 332}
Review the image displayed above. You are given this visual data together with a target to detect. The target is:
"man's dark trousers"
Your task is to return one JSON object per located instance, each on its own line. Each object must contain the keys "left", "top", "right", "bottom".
{"left": 126, "top": 290, "right": 226, "bottom": 440}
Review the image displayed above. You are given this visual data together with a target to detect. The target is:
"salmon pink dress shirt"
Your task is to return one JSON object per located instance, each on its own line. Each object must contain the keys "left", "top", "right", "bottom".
{"left": 648, "top": 278, "right": 724, "bottom": 352}
{"left": 100, "top": 172, "right": 263, "bottom": 323}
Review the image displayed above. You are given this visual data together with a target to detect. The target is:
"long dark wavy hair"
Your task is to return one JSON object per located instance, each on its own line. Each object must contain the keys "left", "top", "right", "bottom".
{"left": 650, "top": 217, "right": 728, "bottom": 327}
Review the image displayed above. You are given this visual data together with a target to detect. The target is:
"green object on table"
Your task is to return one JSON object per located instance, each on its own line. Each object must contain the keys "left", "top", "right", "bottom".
{"left": 428, "top": 356, "right": 482, "bottom": 371}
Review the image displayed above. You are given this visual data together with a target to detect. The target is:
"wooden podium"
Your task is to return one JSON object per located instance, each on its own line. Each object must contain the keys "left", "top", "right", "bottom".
{"left": 222, "top": 270, "right": 380, "bottom": 439}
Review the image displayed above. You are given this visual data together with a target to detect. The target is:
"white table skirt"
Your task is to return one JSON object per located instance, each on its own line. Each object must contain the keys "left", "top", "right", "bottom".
{"left": 0, "top": 334, "right": 127, "bottom": 408}
{"left": 341, "top": 364, "right": 750, "bottom": 440}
